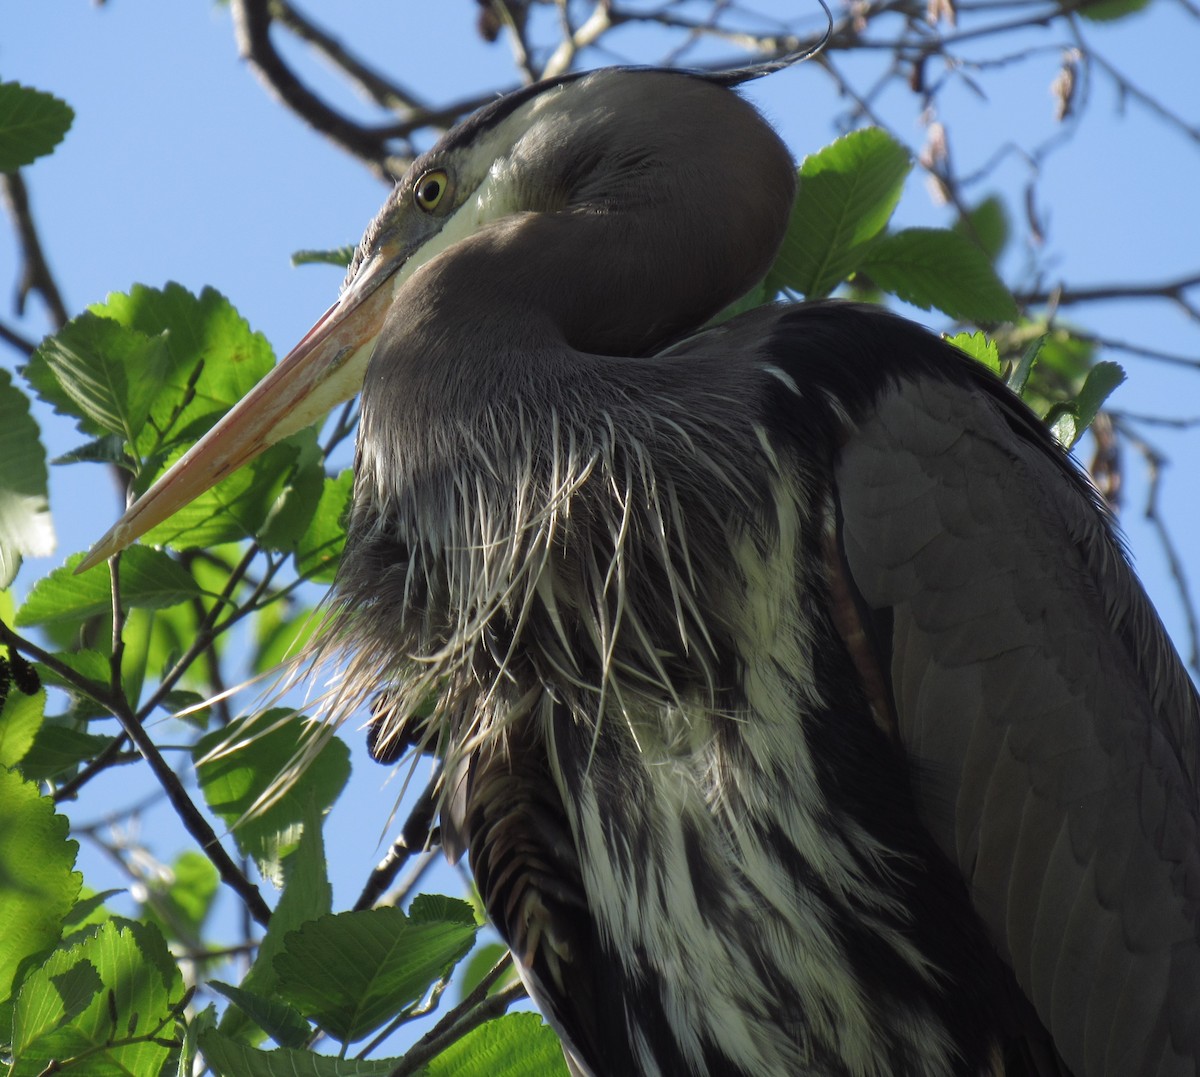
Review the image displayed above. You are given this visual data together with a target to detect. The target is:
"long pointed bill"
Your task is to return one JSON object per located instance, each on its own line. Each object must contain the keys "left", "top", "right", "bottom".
{"left": 78, "top": 253, "right": 402, "bottom": 573}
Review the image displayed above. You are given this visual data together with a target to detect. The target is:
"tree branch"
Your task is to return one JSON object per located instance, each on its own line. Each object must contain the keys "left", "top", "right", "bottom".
{"left": 229, "top": 0, "right": 396, "bottom": 177}
{"left": 1016, "top": 272, "right": 1200, "bottom": 316}
{"left": 1, "top": 172, "right": 69, "bottom": 330}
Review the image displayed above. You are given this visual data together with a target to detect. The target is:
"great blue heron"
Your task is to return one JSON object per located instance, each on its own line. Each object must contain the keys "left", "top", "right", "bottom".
{"left": 84, "top": 59, "right": 1199, "bottom": 1077}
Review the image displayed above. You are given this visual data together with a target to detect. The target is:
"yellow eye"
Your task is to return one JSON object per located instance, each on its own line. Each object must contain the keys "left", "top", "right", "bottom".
{"left": 414, "top": 169, "right": 450, "bottom": 212}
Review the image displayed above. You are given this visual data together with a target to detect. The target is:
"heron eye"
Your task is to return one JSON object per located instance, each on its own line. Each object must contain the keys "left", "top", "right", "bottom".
{"left": 415, "top": 169, "right": 450, "bottom": 212}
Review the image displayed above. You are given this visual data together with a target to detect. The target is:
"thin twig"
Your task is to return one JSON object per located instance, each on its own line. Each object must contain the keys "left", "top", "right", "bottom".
{"left": 0, "top": 318, "right": 37, "bottom": 356}
{"left": 388, "top": 959, "right": 523, "bottom": 1077}
{"left": 354, "top": 776, "right": 440, "bottom": 910}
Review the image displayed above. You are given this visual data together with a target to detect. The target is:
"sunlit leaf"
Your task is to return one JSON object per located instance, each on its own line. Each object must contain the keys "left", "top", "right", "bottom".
{"left": 257, "top": 430, "right": 325, "bottom": 553}
{"left": 138, "top": 435, "right": 308, "bottom": 551}
{"left": 0, "top": 688, "right": 44, "bottom": 768}
{"left": 90, "top": 283, "right": 275, "bottom": 459}
{"left": 274, "top": 906, "right": 477, "bottom": 1042}
{"left": 946, "top": 330, "right": 1002, "bottom": 374}
{"left": 294, "top": 469, "right": 353, "bottom": 583}
{"left": 26, "top": 312, "right": 172, "bottom": 443}
{"left": 858, "top": 228, "right": 1018, "bottom": 322}
{"left": 15, "top": 548, "right": 205, "bottom": 628}
{"left": 767, "top": 128, "right": 912, "bottom": 298}
{"left": 422, "top": 1013, "right": 570, "bottom": 1077}
{"left": 198, "top": 1029, "right": 400, "bottom": 1076}
{"left": 141, "top": 851, "right": 220, "bottom": 943}
{"left": 1049, "top": 407, "right": 1078, "bottom": 448}
{"left": 11, "top": 959, "right": 103, "bottom": 1057}
{"left": 0, "top": 768, "right": 81, "bottom": 1003}
{"left": 194, "top": 712, "right": 349, "bottom": 886}
{"left": 10, "top": 919, "right": 182, "bottom": 1075}
{"left": 290, "top": 246, "right": 355, "bottom": 269}
{"left": 0, "top": 369, "right": 56, "bottom": 588}
{"left": 222, "top": 801, "right": 332, "bottom": 1043}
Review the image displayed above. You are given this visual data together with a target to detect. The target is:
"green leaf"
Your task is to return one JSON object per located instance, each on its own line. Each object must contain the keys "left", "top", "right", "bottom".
{"left": 209, "top": 982, "right": 311, "bottom": 1048}
{"left": 1073, "top": 360, "right": 1126, "bottom": 430}
{"left": 0, "top": 688, "right": 44, "bottom": 768}
{"left": 160, "top": 689, "right": 212, "bottom": 727}
{"left": 89, "top": 283, "right": 275, "bottom": 458}
{"left": 142, "top": 851, "right": 219, "bottom": 943}
{"left": 422, "top": 1013, "right": 570, "bottom": 1077}
{"left": 179, "top": 1003, "right": 217, "bottom": 1077}
{"left": 458, "top": 941, "right": 519, "bottom": 1001}
{"left": 256, "top": 430, "right": 325, "bottom": 553}
{"left": 252, "top": 605, "right": 322, "bottom": 676}
{"left": 31, "top": 649, "right": 112, "bottom": 720}
{"left": 118, "top": 602, "right": 202, "bottom": 707}
{"left": 63, "top": 889, "right": 122, "bottom": 931}
{"left": 15, "top": 547, "right": 205, "bottom": 628}
{"left": 222, "top": 800, "right": 331, "bottom": 1042}
{"left": 0, "top": 82, "right": 74, "bottom": 171}
{"left": 194, "top": 711, "right": 349, "bottom": 885}
{"left": 36, "top": 649, "right": 112, "bottom": 691}
{"left": 1048, "top": 407, "right": 1078, "bottom": 448}
{"left": 410, "top": 893, "right": 477, "bottom": 925}
{"left": 767, "top": 128, "right": 912, "bottom": 298}
{"left": 198, "top": 1029, "right": 400, "bottom": 1076}
{"left": 0, "top": 369, "right": 56, "bottom": 589}
{"left": 294, "top": 469, "right": 353, "bottom": 582}
{"left": 52, "top": 433, "right": 129, "bottom": 468}
{"left": 274, "top": 906, "right": 478, "bottom": 1043}
{"left": 707, "top": 280, "right": 773, "bottom": 328}
{"left": 290, "top": 246, "right": 356, "bottom": 269}
{"left": 26, "top": 312, "right": 173, "bottom": 444}
{"left": 946, "top": 330, "right": 1002, "bottom": 374}
{"left": 1008, "top": 335, "right": 1047, "bottom": 398}
{"left": 1051, "top": 361, "right": 1127, "bottom": 448}
{"left": 139, "top": 434, "right": 308, "bottom": 551}
{"left": 1079, "top": 0, "right": 1152, "bottom": 20}
{"left": 953, "top": 195, "right": 1009, "bottom": 263}
{"left": 10, "top": 919, "right": 183, "bottom": 1076}
{"left": 0, "top": 768, "right": 82, "bottom": 1003}
{"left": 11, "top": 958, "right": 104, "bottom": 1054}
{"left": 859, "top": 228, "right": 1018, "bottom": 322}
{"left": 1035, "top": 330, "right": 1094, "bottom": 381}
{"left": 18, "top": 723, "right": 114, "bottom": 783}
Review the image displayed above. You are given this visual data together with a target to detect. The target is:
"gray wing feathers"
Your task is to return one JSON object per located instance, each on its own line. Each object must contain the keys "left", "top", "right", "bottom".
{"left": 835, "top": 375, "right": 1200, "bottom": 1077}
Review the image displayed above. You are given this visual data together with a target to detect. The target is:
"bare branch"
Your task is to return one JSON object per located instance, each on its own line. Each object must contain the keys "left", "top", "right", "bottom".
{"left": 2, "top": 172, "right": 69, "bottom": 330}
{"left": 1016, "top": 272, "right": 1200, "bottom": 318}
{"left": 229, "top": 0, "right": 396, "bottom": 177}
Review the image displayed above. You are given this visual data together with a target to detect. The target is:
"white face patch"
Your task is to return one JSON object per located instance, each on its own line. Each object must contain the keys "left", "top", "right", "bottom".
{"left": 382, "top": 86, "right": 572, "bottom": 303}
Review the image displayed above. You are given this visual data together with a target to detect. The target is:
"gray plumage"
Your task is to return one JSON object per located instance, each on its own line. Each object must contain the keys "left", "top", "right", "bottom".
{"left": 88, "top": 64, "right": 1200, "bottom": 1077}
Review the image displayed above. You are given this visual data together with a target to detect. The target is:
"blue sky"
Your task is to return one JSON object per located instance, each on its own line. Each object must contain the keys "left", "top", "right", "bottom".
{"left": 3, "top": 0, "right": 1199, "bottom": 1032}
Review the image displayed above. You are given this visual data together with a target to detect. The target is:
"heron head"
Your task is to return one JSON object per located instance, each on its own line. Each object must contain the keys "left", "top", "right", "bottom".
{"left": 80, "top": 67, "right": 796, "bottom": 569}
